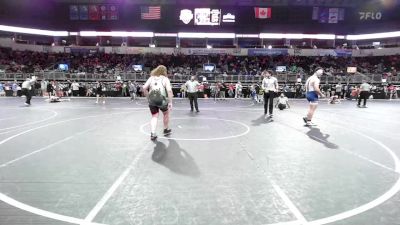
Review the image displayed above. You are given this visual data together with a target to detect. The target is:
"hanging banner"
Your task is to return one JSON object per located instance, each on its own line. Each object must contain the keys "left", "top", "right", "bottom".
{"left": 186, "top": 48, "right": 232, "bottom": 55}
{"left": 248, "top": 49, "right": 288, "bottom": 56}
{"left": 334, "top": 49, "right": 352, "bottom": 57}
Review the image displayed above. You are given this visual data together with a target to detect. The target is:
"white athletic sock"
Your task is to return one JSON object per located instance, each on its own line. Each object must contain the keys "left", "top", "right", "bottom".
{"left": 151, "top": 116, "right": 158, "bottom": 134}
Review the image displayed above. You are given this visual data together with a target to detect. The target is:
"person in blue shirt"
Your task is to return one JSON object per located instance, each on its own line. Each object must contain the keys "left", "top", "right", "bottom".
{"left": 0, "top": 82, "right": 5, "bottom": 97}
{"left": 12, "top": 80, "right": 19, "bottom": 97}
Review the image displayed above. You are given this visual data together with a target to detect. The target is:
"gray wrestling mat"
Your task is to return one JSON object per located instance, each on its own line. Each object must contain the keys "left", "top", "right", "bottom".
{"left": 0, "top": 97, "right": 399, "bottom": 225}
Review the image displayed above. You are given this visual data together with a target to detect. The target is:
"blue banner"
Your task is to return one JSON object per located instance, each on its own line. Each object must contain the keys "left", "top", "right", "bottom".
{"left": 334, "top": 49, "right": 352, "bottom": 57}
{"left": 69, "top": 5, "right": 79, "bottom": 20}
{"left": 248, "top": 49, "right": 288, "bottom": 56}
{"left": 79, "top": 5, "right": 88, "bottom": 20}
{"left": 65, "top": 48, "right": 99, "bottom": 54}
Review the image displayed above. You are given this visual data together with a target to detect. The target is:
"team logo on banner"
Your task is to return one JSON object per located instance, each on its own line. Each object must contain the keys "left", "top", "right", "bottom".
{"left": 180, "top": 9, "right": 193, "bottom": 24}
{"left": 222, "top": 13, "right": 235, "bottom": 23}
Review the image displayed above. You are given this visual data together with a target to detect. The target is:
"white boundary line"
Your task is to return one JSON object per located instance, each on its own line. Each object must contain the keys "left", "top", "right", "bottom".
{"left": 0, "top": 193, "right": 106, "bottom": 225}
{"left": 262, "top": 221, "right": 301, "bottom": 225}
{"left": 0, "top": 127, "right": 95, "bottom": 168}
{"left": 139, "top": 117, "right": 250, "bottom": 141}
{"left": 0, "top": 109, "right": 58, "bottom": 131}
{"left": 271, "top": 181, "right": 308, "bottom": 224}
{"left": 341, "top": 148, "right": 399, "bottom": 174}
{"left": 0, "top": 112, "right": 129, "bottom": 146}
{"left": 278, "top": 111, "right": 398, "bottom": 174}
{"left": 0, "top": 117, "right": 16, "bottom": 121}
{"left": 0, "top": 111, "right": 131, "bottom": 225}
{"left": 82, "top": 142, "right": 151, "bottom": 224}
{"left": 272, "top": 111, "right": 400, "bottom": 225}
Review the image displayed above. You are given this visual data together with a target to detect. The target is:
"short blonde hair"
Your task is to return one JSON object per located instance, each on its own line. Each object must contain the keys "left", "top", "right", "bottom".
{"left": 150, "top": 65, "right": 167, "bottom": 77}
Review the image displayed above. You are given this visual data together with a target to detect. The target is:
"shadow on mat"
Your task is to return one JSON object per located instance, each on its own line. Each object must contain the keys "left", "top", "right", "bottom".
{"left": 251, "top": 115, "right": 273, "bottom": 126}
{"left": 306, "top": 127, "right": 338, "bottom": 149}
{"left": 186, "top": 112, "right": 197, "bottom": 117}
{"left": 152, "top": 140, "right": 201, "bottom": 177}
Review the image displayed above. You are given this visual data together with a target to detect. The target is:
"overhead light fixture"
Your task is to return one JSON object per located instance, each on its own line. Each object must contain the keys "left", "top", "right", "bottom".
{"left": 154, "top": 33, "right": 178, "bottom": 37}
{"left": 236, "top": 34, "right": 259, "bottom": 38}
{"left": 178, "top": 32, "right": 235, "bottom": 39}
{"left": 79, "top": 31, "right": 154, "bottom": 37}
{"left": 0, "top": 25, "right": 68, "bottom": 36}
{"left": 346, "top": 31, "right": 400, "bottom": 40}
{"left": 259, "top": 33, "right": 335, "bottom": 40}
{"left": 69, "top": 32, "right": 79, "bottom": 36}
{"left": 206, "top": 44, "right": 212, "bottom": 49}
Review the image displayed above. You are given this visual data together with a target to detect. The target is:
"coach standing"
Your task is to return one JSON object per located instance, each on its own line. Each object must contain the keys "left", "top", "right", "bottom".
{"left": 185, "top": 76, "right": 200, "bottom": 112}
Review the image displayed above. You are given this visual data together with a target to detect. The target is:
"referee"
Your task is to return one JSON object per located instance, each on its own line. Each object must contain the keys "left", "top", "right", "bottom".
{"left": 261, "top": 70, "right": 278, "bottom": 119}
{"left": 357, "top": 80, "right": 371, "bottom": 108}
{"left": 21, "top": 76, "right": 37, "bottom": 106}
{"left": 185, "top": 76, "right": 200, "bottom": 112}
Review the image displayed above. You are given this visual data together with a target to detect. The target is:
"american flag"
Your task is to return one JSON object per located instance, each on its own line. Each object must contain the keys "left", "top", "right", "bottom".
{"left": 141, "top": 6, "right": 161, "bottom": 20}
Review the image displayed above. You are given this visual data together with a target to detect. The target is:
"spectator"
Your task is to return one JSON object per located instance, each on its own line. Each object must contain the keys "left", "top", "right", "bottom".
{"left": 0, "top": 82, "right": 5, "bottom": 97}
{"left": 12, "top": 80, "right": 19, "bottom": 97}
{"left": 71, "top": 81, "right": 80, "bottom": 96}
{"left": 235, "top": 81, "right": 242, "bottom": 99}
{"left": 129, "top": 81, "right": 137, "bottom": 101}
{"left": 180, "top": 83, "right": 187, "bottom": 98}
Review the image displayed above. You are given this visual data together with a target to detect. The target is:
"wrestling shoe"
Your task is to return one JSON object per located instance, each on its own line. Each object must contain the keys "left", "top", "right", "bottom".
{"left": 163, "top": 129, "right": 172, "bottom": 136}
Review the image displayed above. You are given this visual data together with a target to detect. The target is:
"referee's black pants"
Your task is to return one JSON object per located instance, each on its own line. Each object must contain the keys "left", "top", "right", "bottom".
{"left": 358, "top": 91, "right": 369, "bottom": 106}
{"left": 264, "top": 91, "right": 275, "bottom": 115}
{"left": 188, "top": 92, "right": 199, "bottom": 111}
{"left": 21, "top": 88, "right": 31, "bottom": 104}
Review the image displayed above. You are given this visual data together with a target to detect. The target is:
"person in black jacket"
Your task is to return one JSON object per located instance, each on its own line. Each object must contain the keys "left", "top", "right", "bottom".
{"left": 47, "top": 81, "right": 54, "bottom": 99}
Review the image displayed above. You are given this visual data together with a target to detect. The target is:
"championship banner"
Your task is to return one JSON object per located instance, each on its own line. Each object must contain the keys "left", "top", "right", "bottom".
{"left": 312, "top": 7, "right": 345, "bottom": 23}
{"left": 79, "top": 5, "right": 88, "bottom": 20}
{"left": 69, "top": 5, "right": 79, "bottom": 20}
{"left": 108, "top": 5, "right": 118, "bottom": 20}
{"left": 248, "top": 49, "right": 288, "bottom": 56}
{"left": 100, "top": 5, "right": 107, "bottom": 20}
{"left": 328, "top": 8, "right": 338, "bottom": 24}
{"left": 89, "top": 5, "right": 100, "bottom": 20}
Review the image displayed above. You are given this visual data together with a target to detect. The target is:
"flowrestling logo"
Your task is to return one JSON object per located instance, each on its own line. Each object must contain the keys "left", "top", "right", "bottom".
{"left": 359, "top": 11, "right": 382, "bottom": 20}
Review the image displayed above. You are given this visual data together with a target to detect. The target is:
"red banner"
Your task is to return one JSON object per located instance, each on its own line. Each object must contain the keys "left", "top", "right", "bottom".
{"left": 89, "top": 5, "right": 100, "bottom": 20}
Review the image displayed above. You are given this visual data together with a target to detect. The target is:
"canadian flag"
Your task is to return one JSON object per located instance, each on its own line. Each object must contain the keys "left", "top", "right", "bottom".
{"left": 254, "top": 7, "right": 271, "bottom": 19}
